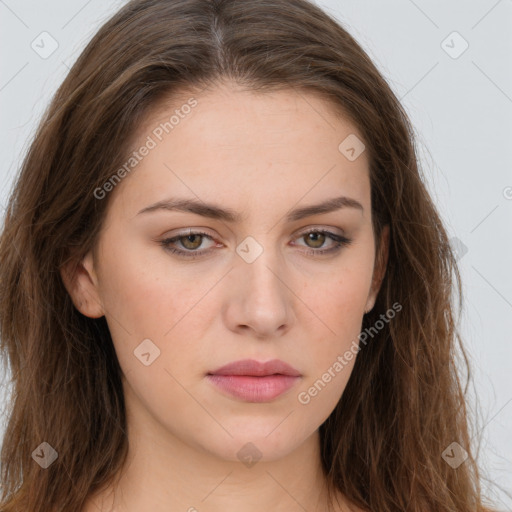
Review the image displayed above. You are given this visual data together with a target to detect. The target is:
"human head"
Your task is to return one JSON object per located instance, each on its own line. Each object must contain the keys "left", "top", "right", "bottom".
{"left": 0, "top": 0, "right": 484, "bottom": 511}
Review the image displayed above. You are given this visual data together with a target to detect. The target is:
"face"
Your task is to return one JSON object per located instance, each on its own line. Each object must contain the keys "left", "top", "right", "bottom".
{"left": 62, "top": 81, "right": 388, "bottom": 463}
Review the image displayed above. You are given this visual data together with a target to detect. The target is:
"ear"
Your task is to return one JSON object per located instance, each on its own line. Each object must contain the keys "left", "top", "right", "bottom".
{"left": 60, "top": 249, "right": 104, "bottom": 318}
{"left": 364, "top": 224, "right": 390, "bottom": 314}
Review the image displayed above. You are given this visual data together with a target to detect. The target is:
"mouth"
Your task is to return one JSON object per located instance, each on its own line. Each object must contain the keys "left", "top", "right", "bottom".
{"left": 206, "top": 358, "right": 302, "bottom": 402}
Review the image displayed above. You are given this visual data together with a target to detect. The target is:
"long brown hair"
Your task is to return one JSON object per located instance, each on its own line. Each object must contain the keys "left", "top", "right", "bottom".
{"left": 0, "top": 0, "right": 493, "bottom": 510}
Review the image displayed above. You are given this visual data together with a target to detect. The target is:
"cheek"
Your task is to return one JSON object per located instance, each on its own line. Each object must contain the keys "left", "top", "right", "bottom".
{"left": 96, "top": 244, "right": 217, "bottom": 379}
{"left": 295, "top": 267, "right": 370, "bottom": 399}
{"left": 96, "top": 237, "right": 199, "bottom": 331}
{"left": 301, "top": 264, "right": 370, "bottom": 335}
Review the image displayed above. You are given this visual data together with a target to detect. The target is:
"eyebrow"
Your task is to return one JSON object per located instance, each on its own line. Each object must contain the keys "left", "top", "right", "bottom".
{"left": 136, "top": 195, "right": 363, "bottom": 223}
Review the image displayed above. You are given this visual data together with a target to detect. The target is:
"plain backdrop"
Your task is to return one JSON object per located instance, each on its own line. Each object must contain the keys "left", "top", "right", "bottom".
{"left": 0, "top": 0, "right": 511, "bottom": 509}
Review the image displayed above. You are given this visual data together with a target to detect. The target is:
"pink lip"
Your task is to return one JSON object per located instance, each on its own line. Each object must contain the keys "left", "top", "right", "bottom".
{"left": 206, "top": 359, "right": 302, "bottom": 402}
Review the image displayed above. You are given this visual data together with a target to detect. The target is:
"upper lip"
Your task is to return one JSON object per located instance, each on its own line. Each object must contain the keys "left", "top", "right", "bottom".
{"left": 208, "top": 358, "right": 301, "bottom": 377}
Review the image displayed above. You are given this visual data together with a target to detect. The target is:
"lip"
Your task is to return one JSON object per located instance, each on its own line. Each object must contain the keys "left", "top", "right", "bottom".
{"left": 208, "top": 358, "right": 301, "bottom": 377}
{"left": 206, "top": 359, "right": 302, "bottom": 402}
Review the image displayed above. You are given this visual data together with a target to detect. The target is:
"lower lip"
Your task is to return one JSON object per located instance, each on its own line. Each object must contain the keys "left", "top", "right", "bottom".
{"left": 206, "top": 374, "right": 300, "bottom": 402}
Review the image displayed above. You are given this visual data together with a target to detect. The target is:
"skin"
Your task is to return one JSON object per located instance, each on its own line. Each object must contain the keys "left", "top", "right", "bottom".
{"left": 62, "top": 80, "right": 389, "bottom": 512}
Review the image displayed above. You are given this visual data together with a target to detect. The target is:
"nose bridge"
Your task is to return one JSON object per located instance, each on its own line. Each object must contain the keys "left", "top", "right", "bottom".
{"left": 230, "top": 233, "right": 291, "bottom": 333}
{"left": 237, "top": 233, "right": 286, "bottom": 299}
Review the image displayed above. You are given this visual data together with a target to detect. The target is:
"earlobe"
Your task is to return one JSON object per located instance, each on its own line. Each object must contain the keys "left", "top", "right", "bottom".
{"left": 59, "top": 250, "right": 104, "bottom": 318}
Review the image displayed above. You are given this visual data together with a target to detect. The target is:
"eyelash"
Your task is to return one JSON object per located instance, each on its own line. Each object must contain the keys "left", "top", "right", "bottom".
{"left": 159, "top": 228, "right": 353, "bottom": 259}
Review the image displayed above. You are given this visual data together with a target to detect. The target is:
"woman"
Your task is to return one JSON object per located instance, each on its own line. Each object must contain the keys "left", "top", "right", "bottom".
{"left": 0, "top": 0, "right": 495, "bottom": 510}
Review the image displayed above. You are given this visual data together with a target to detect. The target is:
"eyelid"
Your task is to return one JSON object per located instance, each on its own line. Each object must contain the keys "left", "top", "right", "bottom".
{"left": 160, "top": 228, "right": 219, "bottom": 248}
{"left": 163, "top": 225, "right": 346, "bottom": 239}
{"left": 292, "top": 224, "right": 346, "bottom": 237}
{"left": 158, "top": 225, "right": 352, "bottom": 259}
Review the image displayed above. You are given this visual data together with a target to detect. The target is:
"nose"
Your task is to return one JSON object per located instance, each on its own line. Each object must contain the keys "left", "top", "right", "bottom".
{"left": 222, "top": 241, "right": 293, "bottom": 339}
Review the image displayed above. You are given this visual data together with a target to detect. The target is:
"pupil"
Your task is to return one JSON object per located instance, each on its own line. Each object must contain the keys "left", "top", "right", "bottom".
{"left": 183, "top": 234, "right": 201, "bottom": 249}
{"left": 307, "top": 232, "right": 324, "bottom": 247}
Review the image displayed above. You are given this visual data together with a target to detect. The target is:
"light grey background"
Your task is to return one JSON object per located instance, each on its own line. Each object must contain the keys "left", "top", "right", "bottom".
{"left": 0, "top": 0, "right": 511, "bottom": 509}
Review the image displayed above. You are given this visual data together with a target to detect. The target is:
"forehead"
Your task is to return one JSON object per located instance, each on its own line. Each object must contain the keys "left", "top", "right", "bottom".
{"left": 133, "top": 81, "right": 366, "bottom": 158}
{"left": 111, "top": 82, "right": 371, "bottom": 220}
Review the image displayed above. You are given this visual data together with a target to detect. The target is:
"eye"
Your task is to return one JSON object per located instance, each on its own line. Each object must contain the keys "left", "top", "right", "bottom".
{"left": 159, "top": 228, "right": 352, "bottom": 259}
{"left": 292, "top": 228, "right": 353, "bottom": 256}
{"left": 159, "top": 229, "right": 216, "bottom": 259}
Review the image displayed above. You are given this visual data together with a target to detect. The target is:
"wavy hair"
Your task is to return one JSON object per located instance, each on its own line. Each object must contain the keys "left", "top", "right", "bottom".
{"left": 0, "top": 0, "right": 492, "bottom": 510}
